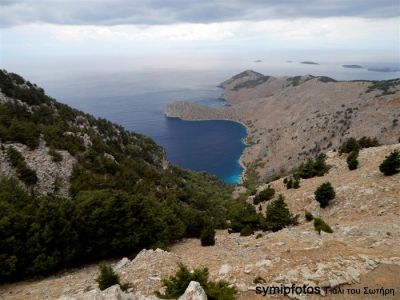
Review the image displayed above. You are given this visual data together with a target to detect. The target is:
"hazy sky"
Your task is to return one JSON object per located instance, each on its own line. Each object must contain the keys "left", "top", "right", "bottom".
{"left": 1, "top": 0, "right": 399, "bottom": 76}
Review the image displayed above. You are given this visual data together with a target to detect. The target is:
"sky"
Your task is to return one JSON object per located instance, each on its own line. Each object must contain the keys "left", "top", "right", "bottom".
{"left": 0, "top": 0, "right": 399, "bottom": 78}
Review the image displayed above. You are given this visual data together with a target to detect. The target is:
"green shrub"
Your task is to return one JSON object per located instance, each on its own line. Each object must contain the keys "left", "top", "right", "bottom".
{"left": 240, "top": 225, "right": 254, "bottom": 236}
{"left": 379, "top": 150, "right": 400, "bottom": 176}
{"left": 285, "top": 175, "right": 300, "bottom": 189}
{"left": 358, "top": 137, "right": 380, "bottom": 148}
{"left": 6, "top": 146, "right": 23, "bottom": 167}
{"left": 6, "top": 146, "right": 38, "bottom": 185}
{"left": 229, "top": 200, "right": 265, "bottom": 234}
{"left": 253, "top": 185, "right": 275, "bottom": 204}
{"left": 96, "top": 263, "right": 128, "bottom": 291}
{"left": 265, "top": 194, "right": 298, "bottom": 232}
{"left": 53, "top": 176, "right": 62, "bottom": 193}
{"left": 347, "top": 150, "right": 359, "bottom": 170}
{"left": 340, "top": 137, "right": 380, "bottom": 154}
{"left": 297, "top": 154, "right": 329, "bottom": 179}
{"left": 313, "top": 217, "right": 333, "bottom": 234}
{"left": 17, "top": 165, "right": 38, "bottom": 185}
{"left": 207, "top": 280, "right": 237, "bottom": 300}
{"left": 48, "top": 148, "right": 63, "bottom": 162}
{"left": 339, "top": 137, "right": 359, "bottom": 154}
{"left": 285, "top": 177, "right": 293, "bottom": 189}
{"left": 314, "top": 182, "right": 335, "bottom": 208}
{"left": 157, "top": 263, "right": 236, "bottom": 300}
{"left": 293, "top": 177, "right": 300, "bottom": 189}
{"left": 96, "top": 263, "right": 121, "bottom": 290}
{"left": 200, "top": 224, "right": 215, "bottom": 246}
{"left": 305, "top": 211, "right": 314, "bottom": 222}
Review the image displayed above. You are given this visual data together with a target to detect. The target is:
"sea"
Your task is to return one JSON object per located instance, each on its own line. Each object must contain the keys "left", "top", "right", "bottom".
{"left": 26, "top": 61, "right": 399, "bottom": 184}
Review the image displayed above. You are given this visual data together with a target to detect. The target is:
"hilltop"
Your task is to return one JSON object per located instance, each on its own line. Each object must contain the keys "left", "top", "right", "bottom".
{"left": 166, "top": 71, "right": 400, "bottom": 181}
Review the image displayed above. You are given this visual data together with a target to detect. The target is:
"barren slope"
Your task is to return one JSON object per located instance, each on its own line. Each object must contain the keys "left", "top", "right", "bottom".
{"left": 166, "top": 71, "right": 400, "bottom": 180}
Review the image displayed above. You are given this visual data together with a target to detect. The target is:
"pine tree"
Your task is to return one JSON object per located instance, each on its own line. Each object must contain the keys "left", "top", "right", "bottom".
{"left": 200, "top": 224, "right": 215, "bottom": 246}
{"left": 314, "top": 182, "right": 335, "bottom": 208}
{"left": 265, "top": 194, "right": 298, "bottom": 232}
{"left": 379, "top": 150, "right": 400, "bottom": 176}
{"left": 96, "top": 263, "right": 121, "bottom": 291}
{"left": 347, "top": 150, "right": 359, "bottom": 170}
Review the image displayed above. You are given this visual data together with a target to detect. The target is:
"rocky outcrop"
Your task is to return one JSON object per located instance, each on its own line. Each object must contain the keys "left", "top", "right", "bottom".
{"left": 0, "top": 140, "right": 76, "bottom": 197}
{"left": 58, "top": 281, "right": 208, "bottom": 300}
{"left": 58, "top": 285, "right": 160, "bottom": 300}
{"left": 178, "top": 281, "right": 207, "bottom": 300}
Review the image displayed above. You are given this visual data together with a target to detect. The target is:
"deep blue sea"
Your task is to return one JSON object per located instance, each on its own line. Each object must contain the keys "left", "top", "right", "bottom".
{"left": 29, "top": 63, "right": 399, "bottom": 184}
{"left": 46, "top": 81, "right": 247, "bottom": 184}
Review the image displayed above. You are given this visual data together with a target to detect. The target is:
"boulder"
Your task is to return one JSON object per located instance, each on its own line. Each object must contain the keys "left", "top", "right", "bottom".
{"left": 178, "top": 281, "right": 207, "bottom": 300}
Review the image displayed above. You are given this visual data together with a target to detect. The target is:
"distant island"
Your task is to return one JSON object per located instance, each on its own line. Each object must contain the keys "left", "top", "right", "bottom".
{"left": 254, "top": 59, "right": 262, "bottom": 63}
{"left": 300, "top": 61, "right": 319, "bottom": 65}
{"left": 368, "top": 67, "right": 400, "bottom": 73}
{"left": 342, "top": 64, "right": 363, "bottom": 69}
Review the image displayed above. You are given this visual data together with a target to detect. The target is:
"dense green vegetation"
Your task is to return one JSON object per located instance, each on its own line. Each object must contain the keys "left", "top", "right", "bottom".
{"left": 0, "top": 70, "right": 242, "bottom": 281}
{"left": 157, "top": 263, "right": 237, "bottom": 300}
{"left": 379, "top": 150, "right": 400, "bottom": 176}
{"left": 314, "top": 182, "right": 336, "bottom": 208}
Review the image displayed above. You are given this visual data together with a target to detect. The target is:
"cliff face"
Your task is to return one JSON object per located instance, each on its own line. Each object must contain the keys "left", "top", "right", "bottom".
{"left": 166, "top": 71, "right": 400, "bottom": 180}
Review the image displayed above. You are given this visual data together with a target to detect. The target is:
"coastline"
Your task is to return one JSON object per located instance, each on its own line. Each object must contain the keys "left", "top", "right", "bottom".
{"left": 164, "top": 114, "right": 249, "bottom": 185}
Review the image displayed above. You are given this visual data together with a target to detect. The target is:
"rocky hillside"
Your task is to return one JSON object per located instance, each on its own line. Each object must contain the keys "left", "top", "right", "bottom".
{"left": 2, "top": 143, "right": 399, "bottom": 299}
{"left": 166, "top": 71, "right": 400, "bottom": 180}
{"left": 0, "top": 70, "right": 238, "bottom": 282}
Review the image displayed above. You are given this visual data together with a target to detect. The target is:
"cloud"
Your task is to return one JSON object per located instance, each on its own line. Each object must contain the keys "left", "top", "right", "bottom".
{"left": 1, "top": 0, "right": 399, "bottom": 27}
